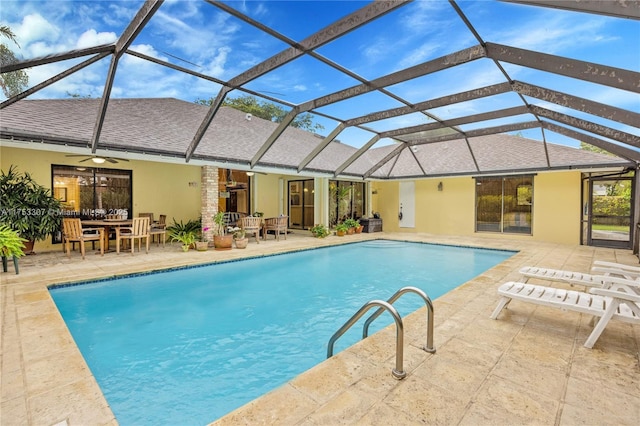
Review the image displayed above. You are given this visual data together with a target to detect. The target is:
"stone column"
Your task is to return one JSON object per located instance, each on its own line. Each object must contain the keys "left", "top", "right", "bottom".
{"left": 201, "top": 165, "right": 219, "bottom": 243}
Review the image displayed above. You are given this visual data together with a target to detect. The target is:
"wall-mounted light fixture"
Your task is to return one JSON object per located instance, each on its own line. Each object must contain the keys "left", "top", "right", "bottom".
{"left": 188, "top": 181, "right": 198, "bottom": 187}
{"left": 437, "top": 181, "right": 443, "bottom": 192}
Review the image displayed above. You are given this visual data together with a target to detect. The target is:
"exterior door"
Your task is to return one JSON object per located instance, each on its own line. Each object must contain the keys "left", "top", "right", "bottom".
{"left": 289, "top": 180, "right": 314, "bottom": 229}
{"left": 586, "top": 176, "right": 633, "bottom": 249}
{"left": 399, "top": 181, "right": 415, "bottom": 228}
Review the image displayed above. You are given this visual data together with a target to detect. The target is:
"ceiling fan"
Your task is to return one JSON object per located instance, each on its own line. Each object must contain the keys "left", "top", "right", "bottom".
{"left": 65, "top": 154, "right": 129, "bottom": 164}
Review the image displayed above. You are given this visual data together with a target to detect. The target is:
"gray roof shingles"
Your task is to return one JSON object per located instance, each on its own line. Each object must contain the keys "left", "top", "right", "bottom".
{"left": 0, "top": 98, "right": 632, "bottom": 178}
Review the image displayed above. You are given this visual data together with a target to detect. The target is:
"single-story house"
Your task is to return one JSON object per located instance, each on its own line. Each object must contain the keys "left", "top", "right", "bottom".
{"left": 1, "top": 97, "right": 636, "bottom": 252}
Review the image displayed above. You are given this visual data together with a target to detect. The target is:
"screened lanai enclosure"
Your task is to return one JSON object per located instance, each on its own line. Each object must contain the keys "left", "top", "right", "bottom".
{"left": 0, "top": 0, "right": 638, "bottom": 246}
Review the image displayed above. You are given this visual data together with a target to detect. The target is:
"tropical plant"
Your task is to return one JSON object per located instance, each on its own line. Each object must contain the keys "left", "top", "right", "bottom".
{"left": 0, "top": 224, "right": 27, "bottom": 258}
{"left": 169, "top": 229, "right": 197, "bottom": 252}
{"left": 0, "top": 25, "right": 29, "bottom": 98}
{"left": 166, "top": 218, "right": 201, "bottom": 235}
{"left": 212, "top": 212, "right": 226, "bottom": 236}
{"left": 200, "top": 227, "right": 210, "bottom": 242}
{"left": 166, "top": 218, "right": 201, "bottom": 251}
{"left": 335, "top": 222, "right": 349, "bottom": 233}
{"left": 344, "top": 218, "right": 360, "bottom": 229}
{"left": 310, "top": 224, "right": 329, "bottom": 238}
{"left": 229, "top": 226, "right": 245, "bottom": 240}
{"left": 0, "top": 165, "right": 62, "bottom": 242}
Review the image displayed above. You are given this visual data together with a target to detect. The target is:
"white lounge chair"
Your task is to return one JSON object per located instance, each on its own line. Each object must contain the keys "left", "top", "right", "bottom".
{"left": 519, "top": 264, "right": 640, "bottom": 289}
{"left": 592, "top": 260, "right": 640, "bottom": 273}
{"left": 490, "top": 281, "right": 640, "bottom": 348}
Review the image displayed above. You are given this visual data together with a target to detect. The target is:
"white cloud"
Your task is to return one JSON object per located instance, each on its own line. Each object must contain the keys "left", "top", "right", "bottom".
{"left": 490, "top": 14, "right": 609, "bottom": 55}
{"left": 15, "top": 13, "right": 59, "bottom": 46}
{"left": 397, "top": 41, "right": 441, "bottom": 69}
{"left": 589, "top": 87, "right": 640, "bottom": 111}
{"left": 76, "top": 29, "right": 117, "bottom": 49}
{"left": 204, "top": 47, "right": 231, "bottom": 78}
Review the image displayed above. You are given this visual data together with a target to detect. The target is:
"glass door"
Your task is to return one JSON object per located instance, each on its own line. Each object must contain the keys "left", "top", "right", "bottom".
{"left": 288, "top": 180, "right": 314, "bottom": 229}
{"left": 587, "top": 176, "right": 633, "bottom": 248}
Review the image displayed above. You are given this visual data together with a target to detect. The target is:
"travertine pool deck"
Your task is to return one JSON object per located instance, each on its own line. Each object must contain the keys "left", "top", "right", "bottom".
{"left": 2, "top": 232, "right": 639, "bottom": 425}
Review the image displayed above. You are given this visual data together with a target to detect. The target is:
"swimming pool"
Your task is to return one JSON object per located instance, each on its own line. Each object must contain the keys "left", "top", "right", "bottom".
{"left": 50, "top": 240, "right": 514, "bottom": 425}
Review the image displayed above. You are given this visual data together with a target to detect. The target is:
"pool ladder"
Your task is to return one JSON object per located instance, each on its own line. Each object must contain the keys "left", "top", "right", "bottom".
{"left": 327, "top": 286, "right": 435, "bottom": 380}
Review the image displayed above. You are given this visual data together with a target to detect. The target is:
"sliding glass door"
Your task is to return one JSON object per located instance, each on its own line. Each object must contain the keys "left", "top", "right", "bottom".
{"left": 586, "top": 175, "right": 633, "bottom": 248}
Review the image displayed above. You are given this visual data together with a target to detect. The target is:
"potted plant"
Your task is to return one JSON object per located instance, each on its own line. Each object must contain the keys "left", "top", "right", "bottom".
{"left": 0, "top": 224, "right": 27, "bottom": 274}
{"left": 196, "top": 227, "right": 209, "bottom": 251}
{"left": 212, "top": 212, "right": 233, "bottom": 250}
{"left": 0, "top": 165, "right": 62, "bottom": 254}
{"left": 230, "top": 226, "right": 248, "bottom": 249}
{"left": 335, "top": 222, "right": 348, "bottom": 236}
{"left": 344, "top": 218, "right": 359, "bottom": 235}
{"left": 166, "top": 218, "right": 201, "bottom": 251}
{"left": 169, "top": 228, "right": 197, "bottom": 252}
{"left": 310, "top": 224, "right": 329, "bottom": 238}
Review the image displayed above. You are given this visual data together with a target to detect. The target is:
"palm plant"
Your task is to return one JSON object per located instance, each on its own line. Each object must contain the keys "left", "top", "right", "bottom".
{"left": 0, "top": 165, "right": 62, "bottom": 244}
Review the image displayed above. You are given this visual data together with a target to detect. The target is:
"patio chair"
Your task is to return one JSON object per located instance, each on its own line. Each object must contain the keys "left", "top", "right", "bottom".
{"left": 519, "top": 264, "right": 640, "bottom": 291}
{"left": 62, "top": 218, "right": 104, "bottom": 259}
{"left": 223, "top": 212, "right": 246, "bottom": 227}
{"left": 238, "top": 216, "right": 262, "bottom": 244}
{"left": 264, "top": 216, "right": 288, "bottom": 241}
{"left": 139, "top": 212, "right": 154, "bottom": 223}
{"left": 490, "top": 281, "right": 640, "bottom": 348}
{"left": 592, "top": 261, "right": 640, "bottom": 273}
{"left": 149, "top": 214, "right": 167, "bottom": 247}
{"left": 116, "top": 217, "right": 150, "bottom": 255}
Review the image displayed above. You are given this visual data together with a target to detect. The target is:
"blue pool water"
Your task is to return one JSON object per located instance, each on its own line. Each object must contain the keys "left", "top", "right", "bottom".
{"left": 50, "top": 240, "right": 514, "bottom": 425}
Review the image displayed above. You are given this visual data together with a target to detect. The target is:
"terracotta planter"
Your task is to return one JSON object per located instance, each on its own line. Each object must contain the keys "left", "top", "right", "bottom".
{"left": 234, "top": 238, "right": 248, "bottom": 249}
{"left": 22, "top": 240, "right": 35, "bottom": 255}
{"left": 195, "top": 241, "right": 208, "bottom": 251}
{"left": 213, "top": 235, "right": 233, "bottom": 250}
{"left": 355, "top": 225, "right": 364, "bottom": 234}
{"left": 336, "top": 230, "right": 346, "bottom": 237}
{"left": 347, "top": 227, "right": 355, "bottom": 235}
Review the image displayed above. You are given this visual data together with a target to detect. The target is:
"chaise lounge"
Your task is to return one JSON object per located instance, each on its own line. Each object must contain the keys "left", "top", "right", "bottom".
{"left": 490, "top": 280, "right": 640, "bottom": 348}
{"left": 519, "top": 263, "right": 640, "bottom": 289}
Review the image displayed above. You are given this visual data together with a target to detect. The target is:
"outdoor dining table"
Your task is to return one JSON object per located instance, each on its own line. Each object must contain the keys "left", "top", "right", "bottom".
{"left": 81, "top": 219, "right": 133, "bottom": 252}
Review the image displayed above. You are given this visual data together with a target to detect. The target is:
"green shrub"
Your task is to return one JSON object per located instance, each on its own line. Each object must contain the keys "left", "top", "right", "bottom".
{"left": 310, "top": 224, "right": 329, "bottom": 238}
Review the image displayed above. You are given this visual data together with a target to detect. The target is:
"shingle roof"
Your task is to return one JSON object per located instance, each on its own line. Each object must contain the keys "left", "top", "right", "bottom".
{"left": 0, "top": 97, "right": 631, "bottom": 178}
{"left": 0, "top": 1, "right": 637, "bottom": 179}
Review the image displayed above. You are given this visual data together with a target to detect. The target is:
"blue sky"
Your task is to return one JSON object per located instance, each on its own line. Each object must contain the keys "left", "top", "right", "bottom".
{"left": 1, "top": 0, "right": 638, "bottom": 149}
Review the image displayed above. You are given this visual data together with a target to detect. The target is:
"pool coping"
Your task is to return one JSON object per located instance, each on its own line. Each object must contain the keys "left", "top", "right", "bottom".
{"left": 2, "top": 232, "right": 639, "bottom": 425}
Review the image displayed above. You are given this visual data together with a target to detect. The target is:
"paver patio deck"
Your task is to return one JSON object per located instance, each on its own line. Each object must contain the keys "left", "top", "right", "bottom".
{"left": 2, "top": 232, "right": 639, "bottom": 425}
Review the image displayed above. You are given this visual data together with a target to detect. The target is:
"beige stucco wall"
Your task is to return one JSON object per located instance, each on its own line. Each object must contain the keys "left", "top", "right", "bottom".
{"left": 372, "top": 171, "right": 581, "bottom": 245}
{"left": 1, "top": 145, "right": 202, "bottom": 252}
{"left": 1, "top": 143, "right": 584, "bottom": 249}
{"left": 254, "top": 174, "right": 283, "bottom": 217}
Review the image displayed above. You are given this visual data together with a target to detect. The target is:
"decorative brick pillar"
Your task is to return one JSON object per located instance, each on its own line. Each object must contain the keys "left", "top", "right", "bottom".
{"left": 201, "top": 165, "right": 219, "bottom": 243}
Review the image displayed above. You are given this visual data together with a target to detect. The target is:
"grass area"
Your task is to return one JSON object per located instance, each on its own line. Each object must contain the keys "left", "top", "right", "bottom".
{"left": 592, "top": 224, "right": 629, "bottom": 232}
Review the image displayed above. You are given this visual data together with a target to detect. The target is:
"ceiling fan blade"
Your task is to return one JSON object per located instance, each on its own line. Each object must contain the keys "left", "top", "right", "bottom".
{"left": 105, "top": 158, "right": 118, "bottom": 163}
{"left": 65, "top": 154, "right": 89, "bottom": 158}
{"left": 79, "top": 158, "right": 92, "bottom": 163}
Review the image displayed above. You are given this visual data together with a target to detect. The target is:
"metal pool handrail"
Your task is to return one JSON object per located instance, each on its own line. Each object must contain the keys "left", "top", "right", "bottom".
{"left": 363, "top": 286, "right": 436, "bottom": 353}
{"left": 327, "top": 300, "right": 406, "bottom": 380}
